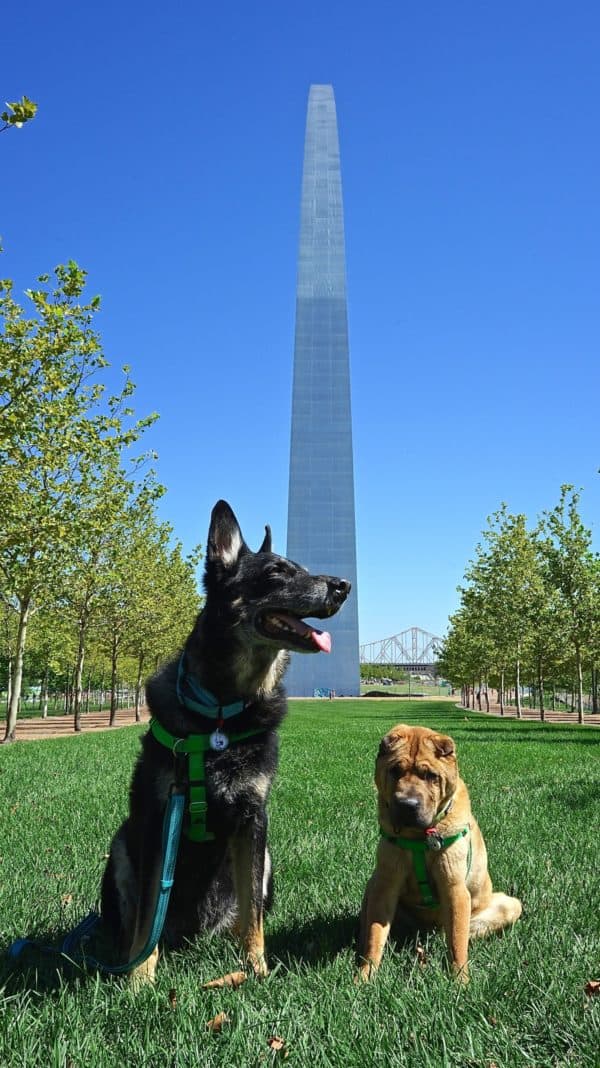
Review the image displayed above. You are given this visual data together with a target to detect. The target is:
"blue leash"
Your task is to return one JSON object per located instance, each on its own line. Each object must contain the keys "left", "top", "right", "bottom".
{"left": 8, "top": 790, "right": 185, "bottom": 975}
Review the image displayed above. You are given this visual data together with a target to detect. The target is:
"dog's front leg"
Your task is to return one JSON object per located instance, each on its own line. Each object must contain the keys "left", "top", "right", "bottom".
{"left": 229, "top": 816, "right": 268, "bottom": 977}
{"left": 357, "top": 866, "right": 402, "bottom": 981}
{"left": 438, "top": 880, "right": 471, "bottom": 983}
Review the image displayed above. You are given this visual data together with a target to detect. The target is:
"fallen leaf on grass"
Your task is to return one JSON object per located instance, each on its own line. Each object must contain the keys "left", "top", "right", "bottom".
{"left": 168, "top": 988, "right": 177, "bottom": 1009}
{"left": 584, "top": 980, "right": 600, "bottom": 997}
{"left": 267, "top": 1036, "right": 288, "bottom": 1057}
{"left": 61, "top": 893, "right": 73, "bottom": 907}
{"left": 206, "top": 1012, "right": 229, "bottom": 1033}
{"left": 416, "top": 942, "right": 427, "bottom": 967}
{"left": 203, "top": 970, "right": 247, "bottom": 990}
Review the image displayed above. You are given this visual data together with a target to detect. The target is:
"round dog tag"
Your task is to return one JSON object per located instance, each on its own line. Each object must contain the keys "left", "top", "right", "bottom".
{"left": 209, "top": 729, "right": 229, "bottom": 752}
{"left": 425, "top": 831, "right": 443, "bottom": 851}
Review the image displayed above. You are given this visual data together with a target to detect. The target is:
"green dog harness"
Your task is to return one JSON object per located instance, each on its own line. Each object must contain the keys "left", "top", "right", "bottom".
{"left": 150, "top": 717, "right": 265, "bottom": 842}
{"left": 380, "top": 825, "right": 472, "bottom": 908}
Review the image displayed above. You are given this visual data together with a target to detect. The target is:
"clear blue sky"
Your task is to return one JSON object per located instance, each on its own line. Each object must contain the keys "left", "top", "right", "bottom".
{"left": 3, "top": 1, "right": 599, "bottom": 646}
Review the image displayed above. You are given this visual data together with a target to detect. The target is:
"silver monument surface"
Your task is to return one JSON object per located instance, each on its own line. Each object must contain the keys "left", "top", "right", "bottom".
{"left": 286, "top": 84, "right": 360, "bottom": 697}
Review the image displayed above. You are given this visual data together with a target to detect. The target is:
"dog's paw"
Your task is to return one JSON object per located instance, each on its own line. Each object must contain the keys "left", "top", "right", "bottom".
{"left": 451, "top": 961, "right": 470, "bottom": 985}
{"left": 128, "top": 952, "right": 159, "bottom": 991}
{"left": 248, "top": 952, "right": 269, "bottom": 979}
{"left": 355, "top": 962, "right": 376, "bottom": 983}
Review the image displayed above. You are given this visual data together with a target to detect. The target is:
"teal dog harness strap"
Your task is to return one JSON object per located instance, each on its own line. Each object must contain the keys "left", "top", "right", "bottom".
{"left": 380, "top": 826, "right": 471, "bottom": 908}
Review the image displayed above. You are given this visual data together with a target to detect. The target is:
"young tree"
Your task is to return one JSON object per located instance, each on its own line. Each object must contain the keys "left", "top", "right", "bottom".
{"left": 540, "top": 487, "right": 598, "bottom": 724}
{"left": 0, "top": 262, "right": 156, "bottom": 741}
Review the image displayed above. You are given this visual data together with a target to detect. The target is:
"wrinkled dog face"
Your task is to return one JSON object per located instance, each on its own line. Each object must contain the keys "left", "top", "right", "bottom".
{"left": 375, "top": 725, "right": 458, "bottom": 832}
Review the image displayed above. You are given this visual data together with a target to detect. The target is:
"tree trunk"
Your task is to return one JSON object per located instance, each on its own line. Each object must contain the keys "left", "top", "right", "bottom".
{"left": 484, "top": 684, "right": 490, "bottom": 714}
{"left": 499, "top": 670, "right": 505, "bottom": 716}
{"left": 537, "top": 658, "right": 545, "bottom": 722}
{"left": 109, "top": 636, "right": 119, "bottom": 726}
{"left": 85, "top": 669, "right": 92, "bottom": 714}
{"left": 591, "top": 666, "right": 598, "bottom": 715}
{"left": 6, "top": 655, "right": 12, "bottom": 713}
{"left": 135, "top": 651, "right": 144, "bottom": 722}
{"left": 3, "top": 598, "right": 31, "bottom": 743}
{"left": 41, "top": 665, "right": 49, "bottom": 718}
{"left": 515, "top": 658, "right": 522, "bottom": 719}
{"left": 73, "top": 623, "right": 86, "bottom": 733}
{"left": 551, "top": 682, "right": 556, "bottom": 711}
{"left": 575, "top": 643, "right": 584, "bottom": 725}
{"left": 476, "top": 687, "right": 482, "bottom": 711}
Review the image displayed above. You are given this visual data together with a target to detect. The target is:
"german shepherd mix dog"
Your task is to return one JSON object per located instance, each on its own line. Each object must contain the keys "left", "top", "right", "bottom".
{"left": 358, "top": 725, "right": 521, "bottom": 983}
{"left": 101, "top": 500, "right": 350, "bottom": 985}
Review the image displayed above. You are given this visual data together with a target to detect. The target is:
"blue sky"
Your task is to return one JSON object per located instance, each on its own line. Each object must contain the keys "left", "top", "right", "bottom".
{"left": 3, "top": 1, "right": 599, "bottom": 646}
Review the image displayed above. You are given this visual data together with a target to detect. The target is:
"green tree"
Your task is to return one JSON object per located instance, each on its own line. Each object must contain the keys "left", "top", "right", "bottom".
{"left": 539, "top": 487, "right": 598, "bottom": 724}
{"left": 0, "top": 262, "right": 156, "bottom": 741}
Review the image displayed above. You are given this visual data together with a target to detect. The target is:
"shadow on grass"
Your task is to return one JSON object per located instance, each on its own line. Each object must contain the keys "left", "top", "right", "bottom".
{"left": 2, "top": 911, "right": 362, "bottom": 992}
{"left": 267, "top": 909, "right": 358, "bottom": 968}
{"left": 342, "top": 715, "right": 600, "bottom": 745}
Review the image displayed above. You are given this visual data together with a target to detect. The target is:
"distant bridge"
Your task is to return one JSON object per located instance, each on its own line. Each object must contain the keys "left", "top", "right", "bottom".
{"left": 360, "top": 627, "right": 443, "bottom": 673}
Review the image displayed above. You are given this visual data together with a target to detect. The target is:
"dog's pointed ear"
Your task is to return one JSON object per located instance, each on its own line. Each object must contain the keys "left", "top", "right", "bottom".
{"left": 258, "top": 524, "right": 272, "bottom": 554}
{"left": 207, "top": 500, "right": 247, "bottom": 568}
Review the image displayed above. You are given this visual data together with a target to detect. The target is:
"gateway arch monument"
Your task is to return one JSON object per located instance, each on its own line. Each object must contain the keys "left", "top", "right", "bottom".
{"left": 286, "top": 84, "right": 360, "bottom": 697}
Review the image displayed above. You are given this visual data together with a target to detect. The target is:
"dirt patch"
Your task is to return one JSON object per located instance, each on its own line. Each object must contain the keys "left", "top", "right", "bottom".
{"left": 10, "top": 707, "right": 150, "bottom": 742}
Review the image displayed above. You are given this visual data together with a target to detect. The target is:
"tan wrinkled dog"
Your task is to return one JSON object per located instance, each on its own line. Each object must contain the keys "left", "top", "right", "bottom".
{"left": 358, "top": 725, "right": 521, "bottom": 982}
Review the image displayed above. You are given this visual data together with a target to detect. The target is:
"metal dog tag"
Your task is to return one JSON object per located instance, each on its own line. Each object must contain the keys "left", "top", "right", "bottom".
{"left": 209, "top": 729, "right": 229, "bottom": 752}
{"left": 425, "top": 831, "right": 443, "bottom": 851}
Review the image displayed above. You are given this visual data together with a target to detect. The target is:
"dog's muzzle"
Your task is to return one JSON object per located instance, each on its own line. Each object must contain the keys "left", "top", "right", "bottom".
{"left": 326, "top": 578, "right": 351, "bottom": 613}
{"left": 391, "top": 795, "right": 429, "bottom": 830}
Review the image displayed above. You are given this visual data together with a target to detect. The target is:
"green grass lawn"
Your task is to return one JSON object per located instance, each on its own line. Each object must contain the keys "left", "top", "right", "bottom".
{"left": 0, "top": 700, "right": 599, "bottom": 1067}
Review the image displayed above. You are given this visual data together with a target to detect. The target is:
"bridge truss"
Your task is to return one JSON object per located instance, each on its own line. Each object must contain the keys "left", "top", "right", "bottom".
{"left": 360, "top": 627, "right": 442, "bottom": 672}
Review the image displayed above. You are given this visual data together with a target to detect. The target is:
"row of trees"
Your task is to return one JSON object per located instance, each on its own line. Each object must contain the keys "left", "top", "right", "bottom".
{"left": 1, "top": 262, "right": 202, "bottom": 741}
{"left": 437, "top": 490, "right": 599, "bottom": 724}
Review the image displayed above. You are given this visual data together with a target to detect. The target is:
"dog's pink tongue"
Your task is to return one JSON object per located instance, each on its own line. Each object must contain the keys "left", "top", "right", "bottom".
{"left": 277, "top": 613, "right": 332, "bottom": 653}
{"left": 311, "top": 628, "right": 332, "bottom": 653}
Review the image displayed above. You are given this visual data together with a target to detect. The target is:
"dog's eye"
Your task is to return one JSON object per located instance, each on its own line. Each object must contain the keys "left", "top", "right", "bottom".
{"left": 424, "top": 770, "right": 439, "bottom": 782}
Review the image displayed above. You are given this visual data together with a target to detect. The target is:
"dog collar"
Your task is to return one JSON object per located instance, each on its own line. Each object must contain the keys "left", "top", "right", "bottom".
{"left": 433, "top": 794, "right": 455, "bottom": 824}
{"left": 176, "top": 653, "right": 246, "bottom": 720}
{"left": 150, "top": 717, "right": 266, "bottom": 842}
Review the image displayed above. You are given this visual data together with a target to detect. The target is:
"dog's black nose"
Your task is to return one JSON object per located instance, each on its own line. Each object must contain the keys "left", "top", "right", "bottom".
{"left": 328, "top": 578, "right": 351, "bottom": 606}
{"left": 391, "top": 796, "right": 421, "bottom": 828}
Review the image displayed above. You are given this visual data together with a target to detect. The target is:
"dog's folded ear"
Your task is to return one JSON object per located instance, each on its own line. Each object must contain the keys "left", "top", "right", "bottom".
{"left": 432, "top": 734, "right": 455, "bottom": 759}
{"left": 258, "top": 525, "right": 272, "bottom": 554}
{"left": 207, "top": 500, "right": 247, "bottom": 568}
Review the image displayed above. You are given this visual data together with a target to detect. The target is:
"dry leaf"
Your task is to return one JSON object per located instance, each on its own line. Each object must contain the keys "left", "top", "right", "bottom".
{"left": 584, "top": 979, "right": 600, "bottom": 997}
{"left": 267, "top": 1036, "right": 288, "bottom": 1057}
{"left": 203, "top": 970, "right": 247, "bottom": 990}
{"left": 416, "top": 942, "right": 427, "bottom": 967}
{"left": 206, "top": 1011, "right": 229, "bottom": 1033}
{"left": 168, "top": 988, "right": 177, "bottom": 1009}
{"left": 61, "top": 893, "right": 73, "bottom": 907}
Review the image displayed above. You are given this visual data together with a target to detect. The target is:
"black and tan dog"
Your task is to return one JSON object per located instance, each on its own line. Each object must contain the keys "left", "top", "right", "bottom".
{"left": 101, "top": 500, "right": 350, "bottom": 985}
{"left": 358, "top": 724, "right": 521, "bottom": 982}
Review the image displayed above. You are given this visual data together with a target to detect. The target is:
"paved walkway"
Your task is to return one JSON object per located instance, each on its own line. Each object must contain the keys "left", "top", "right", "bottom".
{"left": 461, "top": 701, "right": 598, "bottom": 725}
{"left": 8, "top": 707, "right": 150, "bottom": 742}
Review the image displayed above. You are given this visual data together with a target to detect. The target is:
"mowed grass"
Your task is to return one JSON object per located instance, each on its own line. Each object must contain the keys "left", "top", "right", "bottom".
{"left": 0, "top": 701, "right": 599, "bottom": 1067}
